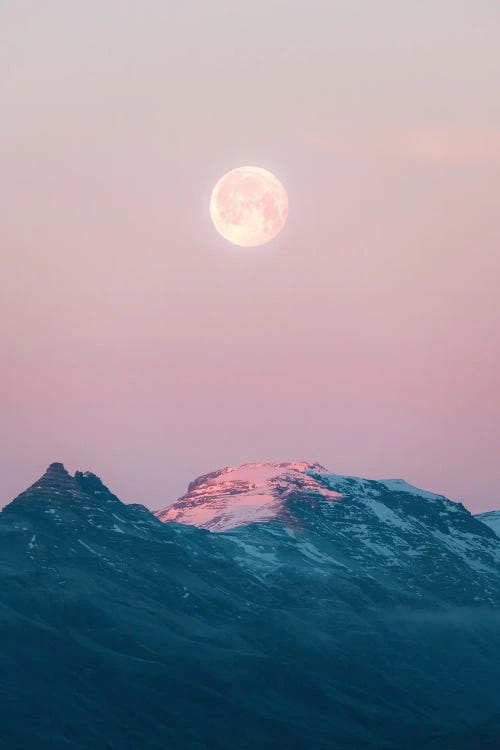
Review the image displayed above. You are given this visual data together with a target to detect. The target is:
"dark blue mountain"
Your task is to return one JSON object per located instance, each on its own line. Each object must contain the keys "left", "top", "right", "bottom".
{"left": 1, "top": 461, "right": 499, "bottom": 749}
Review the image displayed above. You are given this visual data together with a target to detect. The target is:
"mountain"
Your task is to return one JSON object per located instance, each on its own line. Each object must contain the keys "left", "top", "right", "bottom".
{"left": 155, "top": 461, "right": 341, "bottom": 530}
{"left": 476, "top": 510, "right": 500, "bottom": 536}
{"left": 1, "top": 461, "right": 499, "bottom": 750}
{"left": 156, "top": 461, "right": 499, "bottom": 603}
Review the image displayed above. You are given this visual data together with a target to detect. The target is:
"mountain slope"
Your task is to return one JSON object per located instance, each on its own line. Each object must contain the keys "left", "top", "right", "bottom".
{"left": 477, "top": 510, "right": 500, "bottom": 536}
{"left": 1, "top": 462, "right": 499, "bottom": 750}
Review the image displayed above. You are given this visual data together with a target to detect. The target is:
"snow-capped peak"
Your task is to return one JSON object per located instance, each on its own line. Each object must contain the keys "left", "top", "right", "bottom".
{"left": 155, "top": 461, "right": 342, "bottom": 531}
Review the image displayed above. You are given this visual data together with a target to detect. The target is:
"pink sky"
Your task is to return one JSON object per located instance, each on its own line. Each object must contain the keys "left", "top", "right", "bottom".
{"left": 1, "top": 1, "right": 499, "bottom": 512}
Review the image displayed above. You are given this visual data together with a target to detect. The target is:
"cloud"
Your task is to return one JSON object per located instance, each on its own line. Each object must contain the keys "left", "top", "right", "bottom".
{"left": 300, "top": 127, "right": 500, "bottom": 169}
{"left": 399, "top": 128, "right": 500, "bottom": 168}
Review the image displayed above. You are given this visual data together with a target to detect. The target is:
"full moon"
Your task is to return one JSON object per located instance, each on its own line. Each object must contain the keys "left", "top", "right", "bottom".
{"left": 209, "top": 166, "right": 288, "bottom": 247}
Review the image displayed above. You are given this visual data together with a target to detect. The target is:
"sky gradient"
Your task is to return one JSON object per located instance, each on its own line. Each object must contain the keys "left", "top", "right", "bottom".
{"left": 1, "top": 1, "right": 499, "bottom": 512}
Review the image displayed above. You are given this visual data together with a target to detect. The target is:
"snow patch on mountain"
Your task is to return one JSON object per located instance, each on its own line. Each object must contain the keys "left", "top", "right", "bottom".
{"left": 377, "top": 478, "right": 445, "bottom": 500}
{"left": 361, "top": 497, "right": 410, "bottom": 529}
{"left": 476, "top": 511, "right": 500, "bottom": 536}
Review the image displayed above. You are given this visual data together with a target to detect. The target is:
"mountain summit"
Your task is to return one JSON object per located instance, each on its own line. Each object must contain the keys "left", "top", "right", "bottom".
{"left": 155, "top": 461, "right": 341, "bottom": 530}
